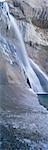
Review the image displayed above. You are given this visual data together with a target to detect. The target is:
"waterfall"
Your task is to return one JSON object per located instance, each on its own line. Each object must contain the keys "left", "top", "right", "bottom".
{"left": 0, "top": 1, "right": 44, "bottom": 93}
{"left": 9, "top": 14, "right": 43, "bottom": 93}
{"left": 29, "top": 58, "right": 48, "bottom": 92}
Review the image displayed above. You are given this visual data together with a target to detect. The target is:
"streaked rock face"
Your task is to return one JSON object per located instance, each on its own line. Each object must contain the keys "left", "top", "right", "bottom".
{"left": 32, "top": 7, "right": 48, "bottom": 28}
{"left": 12, "top": 0, "right": 48, "bottom": 28}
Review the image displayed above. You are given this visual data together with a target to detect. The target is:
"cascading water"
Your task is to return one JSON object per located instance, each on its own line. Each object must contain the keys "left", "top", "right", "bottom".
{"left": 29, "top": 58, "right": 48, "bottom": 92}
{"left": 9, "top": 14, "right": 43, "bottom": 93}
{"left": 0, "top": 1, "right": 44, "bottom": 93}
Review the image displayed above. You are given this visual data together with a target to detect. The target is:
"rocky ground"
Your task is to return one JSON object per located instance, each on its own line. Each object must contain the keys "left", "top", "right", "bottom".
{"left": 0, "top": 53, "right": 48, "bottom": 149}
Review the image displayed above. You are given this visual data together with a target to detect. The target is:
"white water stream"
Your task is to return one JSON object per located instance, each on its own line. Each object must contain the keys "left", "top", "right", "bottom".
{"left": 9, "top": 14, "right": 43, "bottom": 93}
{"left": 1, "top": 1, "right": 48, "bottom": 93}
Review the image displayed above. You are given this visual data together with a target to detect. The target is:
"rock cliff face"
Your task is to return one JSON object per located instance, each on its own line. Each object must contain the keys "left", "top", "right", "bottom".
{"left": 32, "top": 7, "right": 48, "bottom": 28}
{"left": 12, "top": 0, "right": 48, "bottom": 28}
{"left": 8, "top": 0, "right": 48, "bottom": 75}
